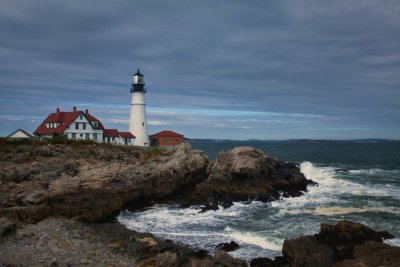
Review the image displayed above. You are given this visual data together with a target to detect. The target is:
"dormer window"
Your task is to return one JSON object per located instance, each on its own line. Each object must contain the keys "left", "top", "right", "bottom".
{"left": 93, "top": 121, "right": 98, "bottom": 127}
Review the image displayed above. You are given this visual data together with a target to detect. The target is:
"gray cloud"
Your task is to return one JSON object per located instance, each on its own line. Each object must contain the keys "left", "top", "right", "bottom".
{"left": 0, "top": 0, "right": 399, "bottom": 139}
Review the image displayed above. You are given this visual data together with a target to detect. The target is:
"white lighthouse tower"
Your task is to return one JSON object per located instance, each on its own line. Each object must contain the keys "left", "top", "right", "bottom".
{"left": 129, "top": 69, "right": 149, "bottom": 147}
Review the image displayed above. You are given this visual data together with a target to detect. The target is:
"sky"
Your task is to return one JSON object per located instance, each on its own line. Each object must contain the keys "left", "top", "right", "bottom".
{"left": 0, "top": 0, "right": 399, "bottom": 140}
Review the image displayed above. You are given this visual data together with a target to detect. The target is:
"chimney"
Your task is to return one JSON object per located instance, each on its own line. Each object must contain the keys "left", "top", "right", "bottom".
{"left": 56, "top": 107, "right": 60, "bottom": 113}
{"left": 73, "top": 106, "right": 77, "bottom": 112}
{"left": 85, "top": 109, "right": 89, "bottom": 114}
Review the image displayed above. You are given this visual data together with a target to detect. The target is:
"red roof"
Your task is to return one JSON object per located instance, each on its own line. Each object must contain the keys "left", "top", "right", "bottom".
{"left": 103, "top": 129, "right": 119, "bottom": 138}
{"left": 34, "top": 111, "right": 80, "bottom": 135}
{"left": 34, "top": 108, "right": 105, "bottom": 136}
{"left": 119, "top": 132, "right": 135, "bottom": 138}
{"left": 150, "top": 130, "right": 184, "bottom": 138}
{"left": 85, "top": 113, "right": 105, "bottom": 130}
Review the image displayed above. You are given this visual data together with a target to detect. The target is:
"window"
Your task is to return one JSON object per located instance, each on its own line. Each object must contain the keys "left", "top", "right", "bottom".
{"left": 80, "top": 134, "right": 83, "bottom": 137}
{"left": 112, "top": 137, "right": 115, "bottom": 141}
{"left": 71, "top": 133, "right": 76, "bottom": 140}
{"left": 80, "top": 114, "right": 83, "bottom": 120}
{"left": 75, "top": 123, "right": 79, "bottom": 130}
{"left": 93, "top": 122, "right": 98, "bottom": 127}
{"left": 86, "top": 133, "right": 89, "bottom": 140}
{"left": 142, "top": 122, "right": 144, "bottom": 126}
{"left": 83, "top": 123, "right": 86, "bottom": 130}
{"left": 93, "top": 133, "right": 97, "bottom": 141}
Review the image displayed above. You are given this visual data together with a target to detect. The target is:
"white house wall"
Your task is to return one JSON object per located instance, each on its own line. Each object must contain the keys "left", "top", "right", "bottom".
{"left": 63, "top": 113, "right": 103, "bottom": 142}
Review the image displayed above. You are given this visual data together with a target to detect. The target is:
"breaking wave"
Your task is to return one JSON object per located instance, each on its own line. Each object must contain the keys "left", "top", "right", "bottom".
{"left": 118, "top": 161, "right": 400, "bottom": 262}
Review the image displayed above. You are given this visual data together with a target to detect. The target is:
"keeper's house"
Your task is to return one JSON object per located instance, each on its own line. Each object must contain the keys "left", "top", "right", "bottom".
{"left": 34, "top": 107, "right": 135, "bottom": 145}
{"left": 150, "top": 130, "right": 184, "bottom": 147}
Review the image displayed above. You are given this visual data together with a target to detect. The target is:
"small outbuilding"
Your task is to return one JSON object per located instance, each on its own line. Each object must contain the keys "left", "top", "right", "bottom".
{"left": 150, "top": 130, "right": 184, "bottom": 147}
{"left": 6, "top": 129, "right": 33, "bottom": 139}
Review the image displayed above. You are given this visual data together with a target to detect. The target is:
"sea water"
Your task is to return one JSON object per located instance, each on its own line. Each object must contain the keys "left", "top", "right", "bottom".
{"left": 118, "top": 141, "right": 400, "bottom": 262}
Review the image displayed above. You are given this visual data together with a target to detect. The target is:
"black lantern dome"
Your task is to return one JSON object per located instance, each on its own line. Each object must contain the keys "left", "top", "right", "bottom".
{"left": 131, "top": 69, "right": 146, "bottom": 92}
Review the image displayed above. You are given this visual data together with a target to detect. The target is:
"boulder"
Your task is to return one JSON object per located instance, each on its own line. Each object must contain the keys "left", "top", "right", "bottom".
{"left": 193, "top": 146, "right": 314, "bottom": 207}
{"left": 270, "top": 220, "right": 399, "bottom": 267}
{"left": 333, "top": 241, "right": 400, "bottom": 267}
{"left": 316, "top": 220, "right": 392, "bottom": 262}
{"left": 214, "top": 249, "right": 248, "bottom": 267}
{"left": 215, "top": 240, "right": 240, "bottom": 252}
{"left": 282, "top": 236, "right": 333, "bottom": 267}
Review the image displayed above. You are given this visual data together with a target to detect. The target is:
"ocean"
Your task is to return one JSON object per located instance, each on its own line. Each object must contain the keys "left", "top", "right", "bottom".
{"left": 118, "top": 140, "right": 400, "bottom": 262}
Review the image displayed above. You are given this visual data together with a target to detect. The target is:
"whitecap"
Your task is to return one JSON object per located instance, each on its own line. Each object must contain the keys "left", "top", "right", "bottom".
{"left": 384, "top": 237, "right": 400, "bottom": 247}
{"left": 224, "top": 226, "right": 283, "bottom": 251}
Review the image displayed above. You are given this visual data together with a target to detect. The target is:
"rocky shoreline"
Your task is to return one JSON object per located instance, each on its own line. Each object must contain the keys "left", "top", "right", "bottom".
{"left": 1, "top": 139, "right": 399, "bottom": 266}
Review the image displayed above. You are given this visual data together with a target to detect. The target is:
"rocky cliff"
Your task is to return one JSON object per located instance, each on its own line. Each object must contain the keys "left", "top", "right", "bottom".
{"left": 0, "top": 141, "right": 315, "bottom": 226}
{"left": 0, "top": 140, "right": 208, "bottom": 225}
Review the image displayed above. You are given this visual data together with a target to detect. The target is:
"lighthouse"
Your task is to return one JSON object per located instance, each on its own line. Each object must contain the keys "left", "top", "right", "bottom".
{"left": 129, "top": 69, "right": 149, "bottom": 147}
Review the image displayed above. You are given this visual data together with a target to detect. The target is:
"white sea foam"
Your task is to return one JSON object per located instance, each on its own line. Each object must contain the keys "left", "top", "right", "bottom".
{"left": 384, "top": 237, "right": 400, "bottom": 247}
{"left": 225, "top": 226, "right": 282, "bottom": 251}
{"left": 118, "top": 161, "right": 400, "bottom": 263}
{"left": 349, "top": 168, "right": 400, "bottom": 175}
{"left": 271, "top": 162, "right": 394, "bottom": 211}
{"left": 315, "top": 206, "right": 400, "bottom": 216}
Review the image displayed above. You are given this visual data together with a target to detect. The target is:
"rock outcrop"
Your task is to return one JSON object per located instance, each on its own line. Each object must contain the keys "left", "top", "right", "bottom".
{"left": 264, "top": 220, "right": 400, "bottom": 267}
{"left": 0, "top": 141, "right": 208, "bottom": 224}
{"left": 193, "top": 146, "right": 315, "bottom": 209}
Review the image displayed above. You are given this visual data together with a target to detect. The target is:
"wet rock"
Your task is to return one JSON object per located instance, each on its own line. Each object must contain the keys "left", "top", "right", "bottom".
{"left": 282, "top": 236, "right": 333, "bottom": 267}
{"left": 215, "top": 240, "right": 240, "bottom": 252}
{"left": 316, "top": 220, "right": 391, "bottom": 262}
{"left": 272, "top": 220, "right": 399, "bottom": 267}
{"left": 214, "top": 249, "right": 247, "bottom": 266}
{"left": 333, "top": 240, "right": 400, "bottom": 267}
{"left": 193, "top": 146, "right": 315, "bottom": 207}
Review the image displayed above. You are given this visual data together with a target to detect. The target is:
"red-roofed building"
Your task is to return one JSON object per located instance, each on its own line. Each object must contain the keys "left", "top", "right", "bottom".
{"left": 34, "top": 107, "right": 104, "bottom": 142}
{"left": 103, "top": 129, "right": 119, "bottom": 144}
{"left": 34, "top": 107, "right": 136, "bottom": 146}
{"left": 150, "top": 130, "right": 184, "bottom": 147}
{"left": 103, "top": 129, "right": 135, "bottom": 145}
{"left": 119, "top": 132, "right": 135, "bottom": 145}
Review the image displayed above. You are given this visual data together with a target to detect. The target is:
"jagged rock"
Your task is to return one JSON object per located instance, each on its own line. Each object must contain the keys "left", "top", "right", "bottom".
{"left": 271, "top": 220, "right": 399, "bottom": 267}
{"left": 193, "top": 146, "right": 315, "bottom": 207}
{"left": 316, "top": 220, "right": 392, "bottom": 262}
{"left": 1, "top": 142, "right": 208, "bottom": 223}
{"left": 215, "top": 240, "right": 240, "bottom": 252}
{"left": 282, "top": 235, "right": 333, "bottom": 267}
{"left": 333, "top": 241, "right": 400, "bottom": 267}
{"left": 214, "top": 249, "right": 247, "bottom": 266}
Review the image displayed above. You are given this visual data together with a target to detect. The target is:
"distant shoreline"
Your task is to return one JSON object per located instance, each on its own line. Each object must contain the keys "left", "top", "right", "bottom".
{"left": 187, "top": 138, "right": 400, "bottom": 143}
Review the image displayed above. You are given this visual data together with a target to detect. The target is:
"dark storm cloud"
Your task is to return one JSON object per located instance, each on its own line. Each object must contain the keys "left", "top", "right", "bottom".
{"left": 0, "top": 0, "right": 399, "bottom": 139}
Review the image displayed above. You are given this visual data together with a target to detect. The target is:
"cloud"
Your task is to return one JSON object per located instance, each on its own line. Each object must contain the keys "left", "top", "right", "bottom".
{"left": 0, "top": 0, "right": 399, "bottom": 139}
